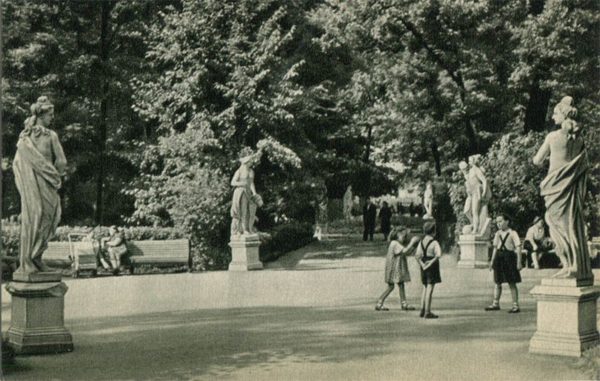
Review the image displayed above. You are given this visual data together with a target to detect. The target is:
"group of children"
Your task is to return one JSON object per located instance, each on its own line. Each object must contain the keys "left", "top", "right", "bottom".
{"left": 375, "top": 214, "right": 522, "bottom": 317}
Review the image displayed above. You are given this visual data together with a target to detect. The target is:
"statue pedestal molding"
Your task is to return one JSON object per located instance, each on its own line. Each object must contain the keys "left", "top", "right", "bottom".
{"left": 457, "top": 234, "right": 489, "bottom": 269}
{"left": 5, "top": 280, "right": 74, "bottom": 355}
{"left": 529, "top": 278, "right": 600, "bottom": 357}
{"left": 229, "top": 234, "right": 263, "bottom": 271}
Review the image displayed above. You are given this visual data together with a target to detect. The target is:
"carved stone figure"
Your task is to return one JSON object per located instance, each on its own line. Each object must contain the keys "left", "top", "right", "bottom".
{"left": 533, "top": 96, "right": 591, "bottom": 280}
{"left": 13, "top": 96, "right": 67, "bottom": 277}
{"left": 343, "top": 185, "right": 353, "bottom": 221}
{"left": 459, "top": 156, "right": 491, "bottom": 236}
{"left": 230, "top": 148, "right": 261, "bottom": 236}
{"left": 423, "top": 181, "right": 434, "bottom": 218}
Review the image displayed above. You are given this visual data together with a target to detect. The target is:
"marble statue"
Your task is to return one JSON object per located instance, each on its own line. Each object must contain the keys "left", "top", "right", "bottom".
{"left": 13, "top": 96, "right": 67, "bottom": 277}
{"left": 459, "top": 155, "right": 491, "bottom": 236}
{"left": 343, "top": 185, "right": 353, "bottom": 221}
{"left": 533, "top": 96, "right": 591, "bottom": 280}
{"left": 423, "top": 181, "right": 434, "bottom": 218}
{"left": 230, "top": 147, "right": 262, "bottom": 236}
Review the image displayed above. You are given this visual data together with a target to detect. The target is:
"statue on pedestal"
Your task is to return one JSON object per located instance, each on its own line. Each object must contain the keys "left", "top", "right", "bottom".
{"left": 13, "top": 96, "right": 67, "bottom": 278}
{"left": 343, "top": 185, "right": 353, "bottom": 221}
{"left": 230, "top": 147, "right": 262, "bottom": 236}
{"left": 459, "top": 155, "right": 491, "bottom": 237}
{"left": 533, "top": 96, "right": 591, "bottom": 280}
{"left": 423, "top": 181, "right": 434, "bottom": 218}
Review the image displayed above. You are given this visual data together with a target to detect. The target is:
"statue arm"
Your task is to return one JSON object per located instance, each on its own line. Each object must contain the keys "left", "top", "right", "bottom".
{"left": 533, "top": 136, "right": 551, "bottom": 166}
{"left": 230, "top": 169, "right": 243, "bottom": 187}
{"left": 474, "top": 167, "right": 488, "bottom": 197}
{"left": 51, "top": 131, "right": 67, "bottom": 176}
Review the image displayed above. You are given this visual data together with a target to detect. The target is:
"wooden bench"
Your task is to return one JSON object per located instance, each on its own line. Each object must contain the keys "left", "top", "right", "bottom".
{"left": 127, "top": 239, "right": 191, "bottom": 274}
{"left": 42, "top": 239, "right": 191, "bottom": 275}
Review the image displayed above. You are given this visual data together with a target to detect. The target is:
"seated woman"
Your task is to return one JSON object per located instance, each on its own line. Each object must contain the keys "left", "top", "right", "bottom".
{"left": 101, "top": 226, "right": 129, "bottom": 275}
{"left": 523, "top": 217, "right": 553, "bottom": 269}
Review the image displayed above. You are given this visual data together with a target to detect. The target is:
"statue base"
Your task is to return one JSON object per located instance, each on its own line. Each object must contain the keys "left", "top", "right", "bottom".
{"left": 5, "top": 281, "right": 74, "bottom": 355}
{"left": 229, "top": 234, "right": 263, "bottom": 271}
{"left": 457, "top": 234, "right": 489, "bottom": 269}
{"left": 12, "top": 271, "right": 62, "bottom": 283}
{"left": 529, "top": 278, "right": 600, "bottom": 357}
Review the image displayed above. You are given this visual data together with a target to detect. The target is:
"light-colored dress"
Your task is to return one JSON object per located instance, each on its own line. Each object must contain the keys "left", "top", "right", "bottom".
{"left": 384, "top": 240, "right": 411, "bottom": 284}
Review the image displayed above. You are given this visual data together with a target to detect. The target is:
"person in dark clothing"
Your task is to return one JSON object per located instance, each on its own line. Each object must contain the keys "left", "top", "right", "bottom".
{"left": 380, "top": 201, "right": 392, "bottom": 240}
{"left": 363, "top": 198, "right": 377, "bottom": 241}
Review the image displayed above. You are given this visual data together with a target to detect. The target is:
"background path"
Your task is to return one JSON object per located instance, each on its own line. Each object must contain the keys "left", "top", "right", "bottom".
{"left": 2, "top": 236, "right": 596, "bottom": 380}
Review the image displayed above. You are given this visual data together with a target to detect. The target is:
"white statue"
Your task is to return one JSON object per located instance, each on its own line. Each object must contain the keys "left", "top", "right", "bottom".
{"left": 533, "top": 96, "right": 591, "bottom": 280}
{"left": 423, "top": 181, "right": 434, "bottom": 218}
{"left": 459, "top": 155, "right": 491, "bottom": 236}
{"left": 230, "top": 148, "right": 262, "bottom": 236}
{"left": 343, "top": 185, "right": 353, "bottom": 221}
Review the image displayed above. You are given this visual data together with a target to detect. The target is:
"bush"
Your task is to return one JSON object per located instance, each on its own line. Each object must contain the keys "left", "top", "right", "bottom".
{"left": 260, "top": 221, "right": 314, "bottom": 262}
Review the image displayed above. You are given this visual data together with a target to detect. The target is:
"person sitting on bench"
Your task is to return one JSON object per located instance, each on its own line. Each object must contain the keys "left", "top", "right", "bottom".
{"left": 523, "top": 216, "right": 553, "bottom": 269}
{"left": 101, "top": 226, "right": 128, "bottom": 275}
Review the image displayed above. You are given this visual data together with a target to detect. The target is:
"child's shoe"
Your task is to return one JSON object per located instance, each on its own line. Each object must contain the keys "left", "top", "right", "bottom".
{"left": 484, "top": 304, "right": 500, "bottom": 311}
{"left": 508, "top": 306, "right": 520, "bottom": 314}
{"left": 424, "top": 312, "right": 438, "bottom": 319}
{"left": 375, "top": 304, "right": 389, "bottom": 311}
{"left": 401, "top": 303, "right": 416, "bottom": 311}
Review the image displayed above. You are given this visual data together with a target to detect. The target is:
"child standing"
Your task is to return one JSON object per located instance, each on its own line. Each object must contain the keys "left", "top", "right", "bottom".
{"left": 375, "top": 227, "right": 420, "bottom": 311}
{"left": 485, "top": 214, "right": 522, "bottom": 313}
{"left": 415, "top": 221, "right": 442, "bottom": 319}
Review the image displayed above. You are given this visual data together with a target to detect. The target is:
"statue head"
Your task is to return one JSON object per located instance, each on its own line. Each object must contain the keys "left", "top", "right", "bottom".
{"left": 239, "top": 147, "right": 257, "bottom": 167}
{"left": 25, "top": 96, "right": 54, "bottom": 129}
{"left": 458, "top": 161, "right": 468, "bottom": 173}
{"left": 468, "top": 154, "right": 482, "bottom": 166}
{"left": 552, "top": 96, "right": 577, "bottom": 126}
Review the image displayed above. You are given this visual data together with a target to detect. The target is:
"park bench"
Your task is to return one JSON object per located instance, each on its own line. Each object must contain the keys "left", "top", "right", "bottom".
{"left": 127, "top": 239, "right": 191, "bottom": 274}
{"left": 42, "top": 239, "right": 191, "bottom": 276}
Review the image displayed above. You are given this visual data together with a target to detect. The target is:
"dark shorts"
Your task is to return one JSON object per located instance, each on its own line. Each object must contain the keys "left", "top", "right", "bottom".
{"left": 493, "top": 249, "right": 521, "bottom": 284}
{"left": 420, "top": 259, "right": 441, "bottom": 285}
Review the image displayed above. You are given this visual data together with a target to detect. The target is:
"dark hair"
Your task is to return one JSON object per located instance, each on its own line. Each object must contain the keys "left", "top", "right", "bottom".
{"left": 423, "top": 221, "right": 436, "bottom": 235}
{"left": 496, "top": 214, "right": 510, "bottom": 223}
{"left": 389, "top": 226, "right": 410, "bottom": 245}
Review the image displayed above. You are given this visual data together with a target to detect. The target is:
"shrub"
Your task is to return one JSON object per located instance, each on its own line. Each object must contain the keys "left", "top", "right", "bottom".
{"left": 260, "top": 221, "right": 314, "bottom": 262}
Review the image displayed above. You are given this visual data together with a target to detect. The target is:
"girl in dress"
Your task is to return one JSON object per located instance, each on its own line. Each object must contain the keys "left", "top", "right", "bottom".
{"left": 415, "top": 221, "right": 442, "bottom": 318}
{"left": 375, "top": 227, "right": 420, "bottom": 311}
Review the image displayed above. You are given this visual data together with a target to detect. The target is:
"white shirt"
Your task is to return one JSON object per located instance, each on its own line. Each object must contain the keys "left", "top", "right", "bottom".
{"left": 493, "top": 229, "right": 521, "bottom": 252}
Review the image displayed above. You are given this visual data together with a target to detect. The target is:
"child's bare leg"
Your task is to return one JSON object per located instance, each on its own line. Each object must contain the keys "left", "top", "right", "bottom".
{"left": 493, "top": 283, "right": 502, "bottom": 306}
{"left": 398, "top": 282, "right": 407, "bottom": 304}
{"left": 509, "top": 283, "right": 519, "bottom": 307}
{"left": 377, "top": 284, "right": 394, "bottom": 307}
{"left": 425, "top": 284, "right": 435, "bottom": 313}
{"left": 420, "top": 286, "right": 427, "bottom": 314}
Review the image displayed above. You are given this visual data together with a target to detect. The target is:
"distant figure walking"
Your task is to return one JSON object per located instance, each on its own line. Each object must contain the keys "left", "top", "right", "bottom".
{"left": 379, "top": 201, "right": 392, "bottom": 240}
{"left": 362, "top": 198, "right": 377, "bottom": 241}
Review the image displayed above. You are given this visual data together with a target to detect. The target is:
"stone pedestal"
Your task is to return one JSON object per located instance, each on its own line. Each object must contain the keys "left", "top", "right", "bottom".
{"left": 457, "top": 234, "right": 489, "bottom": 268}
{"left": 529, "top": 278, "right": 600, "bottom": 357}
{"left": 5, "top": 278, "right": 74, "bottom": 354}
{"left": 229, "top": 234, "right": 263, "bottom": 271}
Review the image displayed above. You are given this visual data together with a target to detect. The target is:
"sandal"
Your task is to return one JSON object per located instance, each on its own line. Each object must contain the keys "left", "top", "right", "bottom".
{"left": 424, "top": 312, "right": 438, "bottom": 319}
{"left": 401, "top": 304, "right": 416, "bottom": 311}
{"left": 375, "top": 304, "right": 389, "bottom": 311}
{"left": 508, "top": 306, "right": 520, "bottom": 314}
{"left": 484, "top": 304, "right": 500, "bottom": 311}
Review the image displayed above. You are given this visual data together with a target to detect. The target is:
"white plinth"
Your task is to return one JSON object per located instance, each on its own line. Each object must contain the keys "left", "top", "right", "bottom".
{"left": 529, "top": 278, "right": 600, "bottom": 357}
{"left": 457, "top": 234, "right": 489, "bottom": 268}
{"left": 229, "top": 234, "right": 263, "bottom": 271}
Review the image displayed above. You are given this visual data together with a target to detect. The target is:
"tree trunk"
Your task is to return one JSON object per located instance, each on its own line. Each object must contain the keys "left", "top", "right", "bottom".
{"left": 95, "top": 2, "right": 111, "bottom": 225}
{"left": 363, "top": 124, "right": 373, "bottom": 195}
{"left": 430, "top": 142, "right": 442, "bottom": 176}
{"left": 524, "top": 82, "right": 551, "bottom": 133}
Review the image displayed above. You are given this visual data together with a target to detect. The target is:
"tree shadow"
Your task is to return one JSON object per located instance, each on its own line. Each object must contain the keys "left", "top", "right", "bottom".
{"left": 3, "top": 302, "right": 582, "bottom": 381}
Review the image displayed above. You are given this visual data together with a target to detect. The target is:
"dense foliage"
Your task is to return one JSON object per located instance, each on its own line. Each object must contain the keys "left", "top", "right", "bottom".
{"left": 2, "top": 0, "right": 598, "bottom": 259}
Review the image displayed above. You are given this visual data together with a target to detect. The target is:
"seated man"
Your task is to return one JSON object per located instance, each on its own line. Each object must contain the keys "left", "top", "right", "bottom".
{"left": 523, "top": 217, "right": 554, "bottom": 269}
{"left": 101, "top": 226, "right": 129, "bottom": 275}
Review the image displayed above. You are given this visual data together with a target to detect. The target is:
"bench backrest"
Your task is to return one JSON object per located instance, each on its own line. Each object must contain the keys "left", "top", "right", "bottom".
{"left": 43, "top": 242, "right": 73, "bottom": 267}
{"left": 127, "top": 239, "right": 190, "bottom": 265}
